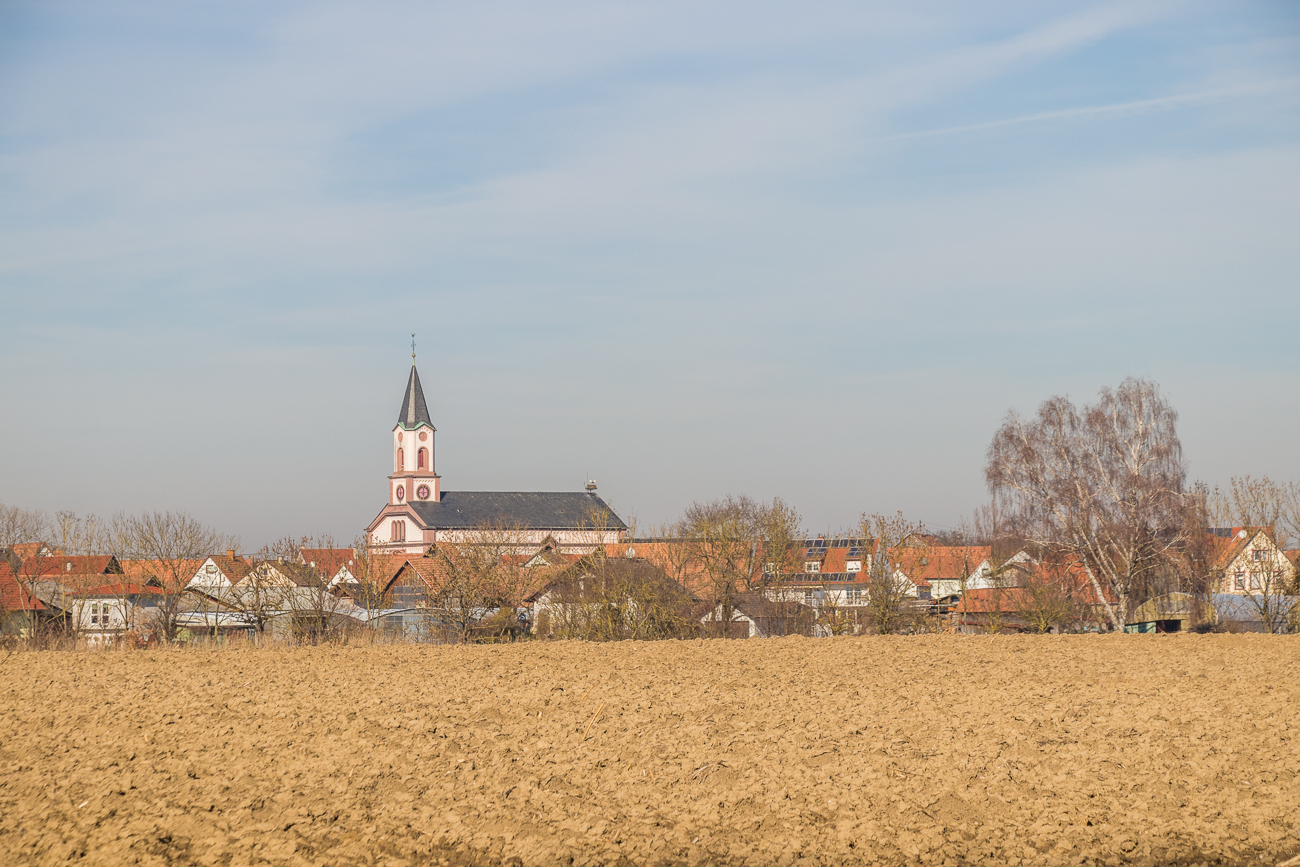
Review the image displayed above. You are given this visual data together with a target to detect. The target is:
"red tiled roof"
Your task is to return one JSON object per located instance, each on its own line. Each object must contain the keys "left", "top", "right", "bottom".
{"left": 119, "top": 559, "right": 205, "bottom": 590}
{"left": 892, "top": 546, "right": 992, "bottom": 582}
{"left": 821, "top": 547, "right": 848, "bottom": 573}
{"left": 0, "top": 564, "right": 44, "bottom": 611}
{"left": 35, "top": 555, "right": 121, "bottom": 576}
{"left": 300, "top": 548, "right": 356, "bottom": 576}
{"left": 80, "top": 583, "right": 162, "bottom": 597}
{"left": 205, "top": 555, "right": 253, "bottom": 582}
{"left": 1206, "top": 527, "right": 1275, "bottom": 571}
{"left": 604, "top": 540, "right": 716, "bottom": 595}
{"left": 10, "top": 542, "right": 59, "bottom": 560}
{"left": 363, "top": 554, "right": 415, "bottom": 587}
{"left": 953, "top": 588, "right": 1038, "bottom": 614}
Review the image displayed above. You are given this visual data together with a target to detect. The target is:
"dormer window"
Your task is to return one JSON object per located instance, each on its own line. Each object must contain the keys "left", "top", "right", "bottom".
{"left": 805, "top": 561, "right": 821, "bottom": 574}
{"left": 846, "top": 560, "right": 862, "bottom": 573}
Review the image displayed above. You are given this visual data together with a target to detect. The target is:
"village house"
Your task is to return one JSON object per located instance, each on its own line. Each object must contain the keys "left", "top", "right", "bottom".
{"left": 0, "top": 562, "right": 48, "bottom": 637}
{"left": 187, "top": 551, "right": 254, "bottom": 591}
{"left": 71, "top": 581, "right": 161, "bottom": 646}
{"left": 300, "top": 547, "right": 360, "bottom": 589}
{"left": 1208, "top": 527, "right": 1297, "bottom": 595}
{"left": 527, "top": 554, "right": 696, "bottom": 640}
{"left": 699, "top": 594, "right": 818, "bottom": 638}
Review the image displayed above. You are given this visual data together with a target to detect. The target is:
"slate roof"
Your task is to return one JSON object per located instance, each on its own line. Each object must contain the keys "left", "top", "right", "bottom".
{"left": 397, "top": 365, "right": 434, "bottom": 431}
{"left": 410, "top": 491, "right": 627, "bottom": 531}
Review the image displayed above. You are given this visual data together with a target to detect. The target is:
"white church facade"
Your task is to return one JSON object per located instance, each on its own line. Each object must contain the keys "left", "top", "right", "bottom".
{"left": 365, "top": 361, "right": 628, "bottom": 555}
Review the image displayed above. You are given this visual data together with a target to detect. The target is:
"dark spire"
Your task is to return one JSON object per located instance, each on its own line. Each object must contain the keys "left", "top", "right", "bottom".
{"left": 397, "top": 364, "right": 434, "bottom": 430}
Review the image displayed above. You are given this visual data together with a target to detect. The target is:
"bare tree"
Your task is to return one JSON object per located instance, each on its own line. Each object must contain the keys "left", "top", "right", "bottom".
{"left": 1209, "top": 476, "right": 1300, "bottom": 550}
{"left": 424, "top": 524, "right": 529, "bottom": 643}
{"left": 227, "top": 548, "right": 294, "bottom": 640}
{"left": 859, "top": 512, "right": 925, "bottom": 635}
{"left": 346, "top": 535, "right": 394, "bottom": 634}
{"left": 253, "top": 535, "right": 357, "bottom": 644}
{"left": 1019, "top": 564, "right": 1079, "bottom": 634}
{"left": 0, "top": 502, "right": 52, "bottom": 555}
{"left": 55, "top": 511, "right": 110, "bottom": 557}
{"left": 1206, "top": 479, "right": 1299, "bottom": 632}
{"left": 814, "top": 578, "right": 861, "bottom": 636}
{"left": 110, "top": 511, "right": 234, "bottom": 643}
{"left": 986, "top": 377, "right": 1191, "bottom": 630}
{"left": 537, "top": 556, "right": 695, "bottom": 641}
{"left": 679, "top": 496, "right": 803, "bottom": 637}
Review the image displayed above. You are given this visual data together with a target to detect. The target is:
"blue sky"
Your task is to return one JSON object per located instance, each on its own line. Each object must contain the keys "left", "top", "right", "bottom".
{"left": 2, "top": 1, "right": 1298, "bottom": 547}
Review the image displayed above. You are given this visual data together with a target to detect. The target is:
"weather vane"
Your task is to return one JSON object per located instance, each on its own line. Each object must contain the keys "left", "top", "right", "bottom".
{"left": 411, "top": 333, "right": 416, "bottom": 363}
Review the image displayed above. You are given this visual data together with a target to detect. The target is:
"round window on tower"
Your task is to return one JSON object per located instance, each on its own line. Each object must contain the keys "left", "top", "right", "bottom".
{"left": 418, "top": 430, "right": 428, "bottom": 441}
{"left": 396, "top": 485, "right": 405, "bottom": 501}
{"left": 397, "top": 431, "right": 403, "bottom": 442}
{"left": 417, "top": 484, "right": 430, "bottom": 500}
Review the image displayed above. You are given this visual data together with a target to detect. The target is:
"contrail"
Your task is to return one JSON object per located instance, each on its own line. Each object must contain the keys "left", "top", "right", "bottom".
{"left": 867, "top": 76, "right": 1300, "bottom": 143}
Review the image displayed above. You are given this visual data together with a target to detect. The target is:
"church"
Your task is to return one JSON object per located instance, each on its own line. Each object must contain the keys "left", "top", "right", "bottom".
{"left": 365, "top": 359, "right": 628, "bottom": 555}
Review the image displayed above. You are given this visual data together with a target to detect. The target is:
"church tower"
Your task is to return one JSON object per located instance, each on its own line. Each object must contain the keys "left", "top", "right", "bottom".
{"left": 390, "top": 358, "right": 440, "bottom": 507}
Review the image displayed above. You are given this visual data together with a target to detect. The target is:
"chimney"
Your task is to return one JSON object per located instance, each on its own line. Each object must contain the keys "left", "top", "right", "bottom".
{"left": 226, "top": 549, "right": 235, "bottom": 559}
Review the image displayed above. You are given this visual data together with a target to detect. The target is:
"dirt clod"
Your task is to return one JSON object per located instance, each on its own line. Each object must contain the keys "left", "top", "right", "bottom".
{"left": 1, "top": 635, "right": 1297, "bottom": 866}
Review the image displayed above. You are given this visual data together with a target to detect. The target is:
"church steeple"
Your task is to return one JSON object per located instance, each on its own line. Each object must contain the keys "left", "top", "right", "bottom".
{"left": 397, "top": 364, "right": 434, "bottom": 431}
{"left": 389, "top": 350, "right": 440, "bottom": 509}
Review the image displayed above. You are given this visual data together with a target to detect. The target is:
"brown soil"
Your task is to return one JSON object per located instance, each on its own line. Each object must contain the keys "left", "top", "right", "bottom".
{"left": 1, "top": 635, "right": 1297, "bottom": 866}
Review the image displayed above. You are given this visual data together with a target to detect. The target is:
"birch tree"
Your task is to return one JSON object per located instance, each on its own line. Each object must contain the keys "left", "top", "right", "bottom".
{"left": 985, "top": 378, "right": 1190, "bottom": 630}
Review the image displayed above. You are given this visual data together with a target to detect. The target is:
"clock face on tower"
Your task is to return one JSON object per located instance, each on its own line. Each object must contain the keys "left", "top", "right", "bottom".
{"left": 416, "top": 484, "right": 430, "bottom": 500}
{"left": 396, "top": 486, "right": 405, "bottom": 501}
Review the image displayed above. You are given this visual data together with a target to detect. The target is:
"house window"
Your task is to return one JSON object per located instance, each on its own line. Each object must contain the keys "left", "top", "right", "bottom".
{"left": 417, "top": 448, "right": 427, "bottom": 469}
{"left": 846, "top": 560, "right": 861, "bottom": 573}
{"left": 805, "top": 561, "right": 821, "bottom": 574}
{"left": 1234, "top": 571, "right": 1245, "bottom": 591}
{"left": 1249, "top": 572, "right": 1261, "bottom": 591}
{"left": 89, "top": 603, "right": 98, "bottom": 624}
{"left": 1252, "top": 549, "right": 1266, "bottom": 562}
{"left": 391, "top": 520, "right": 406, "bottom": 542}
{"left": 804, "top": 590, "right": 814, "bottom": 604}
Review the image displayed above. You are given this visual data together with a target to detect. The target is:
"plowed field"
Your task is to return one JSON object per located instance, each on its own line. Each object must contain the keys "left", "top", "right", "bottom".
{"left": 1, "top": 635, "right": 1297, "bottom": 866}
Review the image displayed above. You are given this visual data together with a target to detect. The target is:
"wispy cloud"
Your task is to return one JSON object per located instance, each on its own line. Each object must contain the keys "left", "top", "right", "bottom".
{"left": 868, "top": 76, "right": 1300, "bottom": 143}
{"left": 1, "top": 1, "right": 1298, "bottom": 542}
